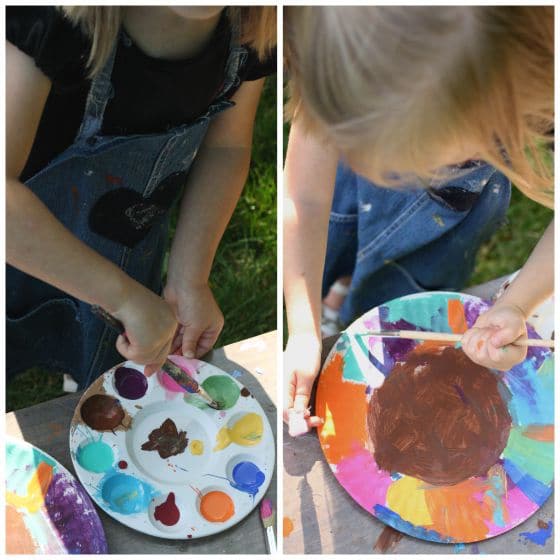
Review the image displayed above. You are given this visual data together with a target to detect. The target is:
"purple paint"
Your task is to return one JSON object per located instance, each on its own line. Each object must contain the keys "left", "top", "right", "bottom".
{"left": 115, "top": 367, "right": 148, "bottom": 400}
{"left": 453, "top": 384, "right": 468, "bottom": 404}
{"left": 44, "top": 472, "right": 108, "bottom": 553}
{"left": 519, "top": 520, "right": 553, "bottom": 546}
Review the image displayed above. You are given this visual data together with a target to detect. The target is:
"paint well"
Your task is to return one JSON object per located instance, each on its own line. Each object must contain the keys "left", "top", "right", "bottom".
{"left": 154, "top": 493, "right": 180, "bottom": 526}
{"left": 114, "top": 367, "right": 148, "bottom": 400}
{"left": 199, "top": 491, "right": 234, "bottom": 522}
{"left": 80, "top": 394, "right": 126, "bottom": 431}
{"left": 201, "top": 375, "right": 240, "bottom": 409}
{"left": 77, "top": 439, "right": 114, "bottom": 473}
{"left": 214, "top": 413, "right": 263, "bottom": 451}
{"left": 231, "top": 461, "right": 265, "bottom": 497}
{"left": 101, "top": 473, "right": 156, "bottom": 515}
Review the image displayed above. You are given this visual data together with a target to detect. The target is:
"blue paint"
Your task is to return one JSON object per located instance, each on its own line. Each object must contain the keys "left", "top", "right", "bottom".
{"left": 519, "top": 520, "right": 553, "bottom": 546}
{"left": 373, "top": 505, "right": 454, "bottom": 544}
{"left": 503, "top": 459, "right": 551, "bottom": 506}
{"left": 229, "top": 370, "right": 243, "bottom": 379}
{"left": 100, "top": 473, "right": 158, "bottom": 514}
{"left": 504, "top": 355, "right": 554, "bottom": 426}
{"left": 454, "top": 543, "right": 466, "bottom": 553}
{"left": 484, "top": 469, "right": 507, "bottom": 527}
{"left": 231, "top": 461, "right": 265, "bottom": 497}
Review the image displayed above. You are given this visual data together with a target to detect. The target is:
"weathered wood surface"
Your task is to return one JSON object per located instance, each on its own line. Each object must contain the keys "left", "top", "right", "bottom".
{"left": 7, "top": 331, "right": 278, "bottom": 555}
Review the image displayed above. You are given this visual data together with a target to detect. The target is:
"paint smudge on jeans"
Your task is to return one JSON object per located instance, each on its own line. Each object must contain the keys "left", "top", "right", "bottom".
{"left": 374, "top": 525, "right": 404, "bottom": 552}
{"left": 367, "top": 347, "right": 512, "bottom": 485}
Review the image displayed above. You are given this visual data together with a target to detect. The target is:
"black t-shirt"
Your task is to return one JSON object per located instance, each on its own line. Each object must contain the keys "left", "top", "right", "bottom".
{"left": 7, "top": 6, "right": 276, "bottom": 181}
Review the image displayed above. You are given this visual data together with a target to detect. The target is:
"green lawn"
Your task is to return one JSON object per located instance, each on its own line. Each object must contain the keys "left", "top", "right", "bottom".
{"left": 6, "top": 78, "right": 277, "bottom": 412}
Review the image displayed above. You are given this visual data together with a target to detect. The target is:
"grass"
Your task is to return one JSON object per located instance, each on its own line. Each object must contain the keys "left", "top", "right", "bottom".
{"left": 6, "top": 78, "right": 277, "bottom": 412}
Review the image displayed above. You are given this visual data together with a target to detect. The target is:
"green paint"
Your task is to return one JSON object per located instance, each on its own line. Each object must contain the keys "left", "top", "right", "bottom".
{"left": 183, "top": 393, "right": 208, "bottom": 409}
{"left": 77, "top": 438, "right": 114, "bottom": 473}
{"left": 342, "top": 333, "right": 367, "bottom": 384}
{"left": 201, "top": 375, "right": 240, "bottom": 409}
{"left": 502, "top": 426, "right": 554, "bottom": 485}
{"left": 384, "top": 293, "right": 460, "bottom": 332}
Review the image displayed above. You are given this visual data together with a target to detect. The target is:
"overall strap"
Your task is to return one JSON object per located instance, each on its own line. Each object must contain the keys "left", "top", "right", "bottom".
{"left": 75, "top": 33, "right": 120, "bottom": 143}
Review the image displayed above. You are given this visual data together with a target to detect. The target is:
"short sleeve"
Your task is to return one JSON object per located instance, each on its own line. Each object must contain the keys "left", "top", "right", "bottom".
{"left": 7, "top": 6, "right": 89, "bottom": 88}
{"left": 241, "top": 46, "right": 277, "bottom": 81}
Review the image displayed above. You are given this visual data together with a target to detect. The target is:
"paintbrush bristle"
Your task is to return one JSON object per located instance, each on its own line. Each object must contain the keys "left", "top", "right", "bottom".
{"left": 260, "top": 498, "right": 275, "bottom": 527}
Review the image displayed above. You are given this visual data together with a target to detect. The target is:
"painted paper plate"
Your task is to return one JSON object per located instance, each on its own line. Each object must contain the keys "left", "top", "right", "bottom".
{"left": 6, "top": 437, "right": 108, "bottom": 554}
{"left": 69, "top": 356, "right": 275, "bottom": 539}
{"left": 316, "top": 291, "right": 553, "bottom": 544}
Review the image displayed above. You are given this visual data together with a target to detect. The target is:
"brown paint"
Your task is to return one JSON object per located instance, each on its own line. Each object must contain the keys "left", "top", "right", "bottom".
{"left": 374, "top": 526, "right": 404, "bottom": 553}
{"left": 537, "top": 519, "right": 548, "bottom": 530}
{"left": 367, "top": 347, "right": 512, "bottom": 485}
{"left": 240, "top": 387, "right": 251, "bottom": 397}
{"left": 141, "top": 418, "right": 188, "bottom": 459}
{"left": 80, "top": 394, "right": 126, "bottom": 432}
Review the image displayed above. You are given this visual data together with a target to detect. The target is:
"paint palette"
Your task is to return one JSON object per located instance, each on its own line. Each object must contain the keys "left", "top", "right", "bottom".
{"left": 6, "top": 437, "right": 107, "bottom": 554}
{"left": 69, "top": 356, "right": 275, "bottom": 539}
{"left": 316, "top": 291, "right": 553, "bottom": 544}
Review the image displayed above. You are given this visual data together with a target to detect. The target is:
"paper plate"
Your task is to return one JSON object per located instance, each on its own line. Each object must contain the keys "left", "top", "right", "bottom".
{"left": 316, "top": 291, "right": 553, "bottom": 544}
{"left": 69, "top": 356, "right": 275, "bottom": 539}
{"left": 6, "top": 437, "right": 108, "bottom": 554}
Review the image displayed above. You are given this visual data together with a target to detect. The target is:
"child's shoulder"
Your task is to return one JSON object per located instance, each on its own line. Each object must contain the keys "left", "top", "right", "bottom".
{"left": 7, "top": 6, "right": 90, "bottom": 86}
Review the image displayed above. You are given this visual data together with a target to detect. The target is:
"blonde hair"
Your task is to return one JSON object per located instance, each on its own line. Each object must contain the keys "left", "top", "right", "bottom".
{"left": 285, "top": 6, "right": 554, "bottom": 207}
{"left": 62, "top": 6, "right": 276, "bottom": 76}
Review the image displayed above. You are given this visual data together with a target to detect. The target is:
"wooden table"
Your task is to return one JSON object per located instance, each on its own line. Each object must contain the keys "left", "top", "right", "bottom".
{"left": 7, "top": 331, "right": 277, "bottom": 555}
{"left": 283, "top": 284, "right": 554, "bottom": 554}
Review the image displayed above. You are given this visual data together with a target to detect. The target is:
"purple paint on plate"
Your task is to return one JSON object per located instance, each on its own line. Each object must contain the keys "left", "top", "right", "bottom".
{"left": 115, "top": 367, "right": 148, "bottom": 400}
{"left": 44, "top": 472, "right": 108, "bottom": 553}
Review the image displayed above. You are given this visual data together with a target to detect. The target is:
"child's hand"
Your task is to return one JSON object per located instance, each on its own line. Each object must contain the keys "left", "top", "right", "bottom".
{"left": 461, "top": 303, "right": 527, "bottom": 371}
{"left": 163, "top": 283, "right": 224, "bottom": 359}
{"left": 112, "top": 285, "right": 178, "bottom": 375}
{"left": 283, "top": 334, "right": 324, "bottom": 434}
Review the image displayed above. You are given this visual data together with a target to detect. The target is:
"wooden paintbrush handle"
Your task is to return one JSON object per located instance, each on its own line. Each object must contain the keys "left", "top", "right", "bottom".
{"left": 388, "top": 330, "right": 555, "bottom": 348}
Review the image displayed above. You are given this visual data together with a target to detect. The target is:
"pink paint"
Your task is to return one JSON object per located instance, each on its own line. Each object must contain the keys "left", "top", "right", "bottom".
{"left": 260, "top": 498, "right": 273, "bottom": 519}
{"left": 485, "top": 487, "right": 538, "bottom": 537}
{"left": 154, "top": 493, "right": 180, "bottom": 526}
{"left": 157, "top": 356, "right": 199, "bottom": 393}
{"left": 335, "top": 445, "right": 393, "bottom": 512}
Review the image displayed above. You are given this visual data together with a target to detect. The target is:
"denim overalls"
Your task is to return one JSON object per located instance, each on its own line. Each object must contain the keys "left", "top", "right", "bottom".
{"left": 323, "top": 161, "right": 511, "bottom": 325}
{"left": 7, "top": 29, "right": 247, "bottom": 389}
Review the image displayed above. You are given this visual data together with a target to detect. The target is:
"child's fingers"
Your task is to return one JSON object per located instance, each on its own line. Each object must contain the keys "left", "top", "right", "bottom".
{"left": 195, "top": 328, "right": 220, "bottom": 358}
{"left": 306, "top": 416, "right": 324, "bottom": 428}
{"left": 181, "top": 325, "right": 203, "bottom": 359}
{"left": 293, "top": 394, "right": 310, "bottom": 413}
{"left": 489, "top": 326, "right": 521, "bottom": 348}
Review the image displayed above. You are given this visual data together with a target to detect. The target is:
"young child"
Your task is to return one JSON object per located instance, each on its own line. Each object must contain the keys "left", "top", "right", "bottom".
{"left": 283, "top": 6, "right": 553, "bottom": 429}
{"left": 6, "top": 6, "right": 276, "bottom": 388}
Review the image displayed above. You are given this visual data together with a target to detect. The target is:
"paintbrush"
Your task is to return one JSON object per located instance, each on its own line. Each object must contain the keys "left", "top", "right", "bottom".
{"left": 91, "top": 305, "right": 222, "bottom": 409}
{"left": 260, "top": 498, "right": 276, "bottom": 554}
{"left": 362, "top": 329, "right": 555, "bottom": 348}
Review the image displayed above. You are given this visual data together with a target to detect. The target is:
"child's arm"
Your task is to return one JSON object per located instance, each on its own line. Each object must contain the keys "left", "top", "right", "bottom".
{"left": 462, "top": 219, "right": 554, "bottom": 369}
{"left": 163, "top": 79, "right": 265, "bottom": 358}
{"left": 6, "top": 42, "right": 177, "bottom": 374}
{"left": 283, "top": 120, "right": 338, "bottom": 428}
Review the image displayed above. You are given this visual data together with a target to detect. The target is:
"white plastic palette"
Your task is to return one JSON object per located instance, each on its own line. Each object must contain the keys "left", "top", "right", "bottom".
{"left": 69, "top": 356, "right": 275, "bottom": 539}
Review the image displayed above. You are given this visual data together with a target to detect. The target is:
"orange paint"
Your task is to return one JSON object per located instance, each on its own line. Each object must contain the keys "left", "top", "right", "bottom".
{"left": 523, "top": 425, "right": 554, "bottom": 442}
{"left": 199, "top": 491, "right": 234, "bottom": 523}
{"left": 424, "top": 478, "right": 492, "bottom": 542}
{"left": 283, "top": 516, "right": 294, "bottom": 538}
{"left": 6, "top": 462, "right": 53, "bottom": 514}
{"left": 6, "top": 505, "right": 37, "bottom": 553}
{"left": 448, "top": 299, "right": 468, "bottom": 334}
{"left": 316, "top": 353, "right": 368, "bottom": 464}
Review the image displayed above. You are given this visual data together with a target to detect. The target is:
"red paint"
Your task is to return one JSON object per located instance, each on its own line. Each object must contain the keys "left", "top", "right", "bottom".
{"left": 106, "top": 174, "right": 124, "bottom": 186}
{"left": 154, "top": 493, "right": 180, "bottom": 526}
{"left": 118, "top": 460, "right": 128, "bottom": 469}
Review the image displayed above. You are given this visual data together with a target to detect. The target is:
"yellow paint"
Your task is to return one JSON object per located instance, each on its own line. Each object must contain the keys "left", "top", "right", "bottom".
{"left": 321, "top": 403, "right": 336, "bottom": 438}
{"left": 214, "top": 413, "right": 263, "bottom": 451}
{"left": 190, "top": 440, "right": 204, "bottom": 455}
{"left": 6, "top": 462, "right": 54, "bottom": 514}
{"left": 386, "top": 476, "right": 432, "bottom": 526}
